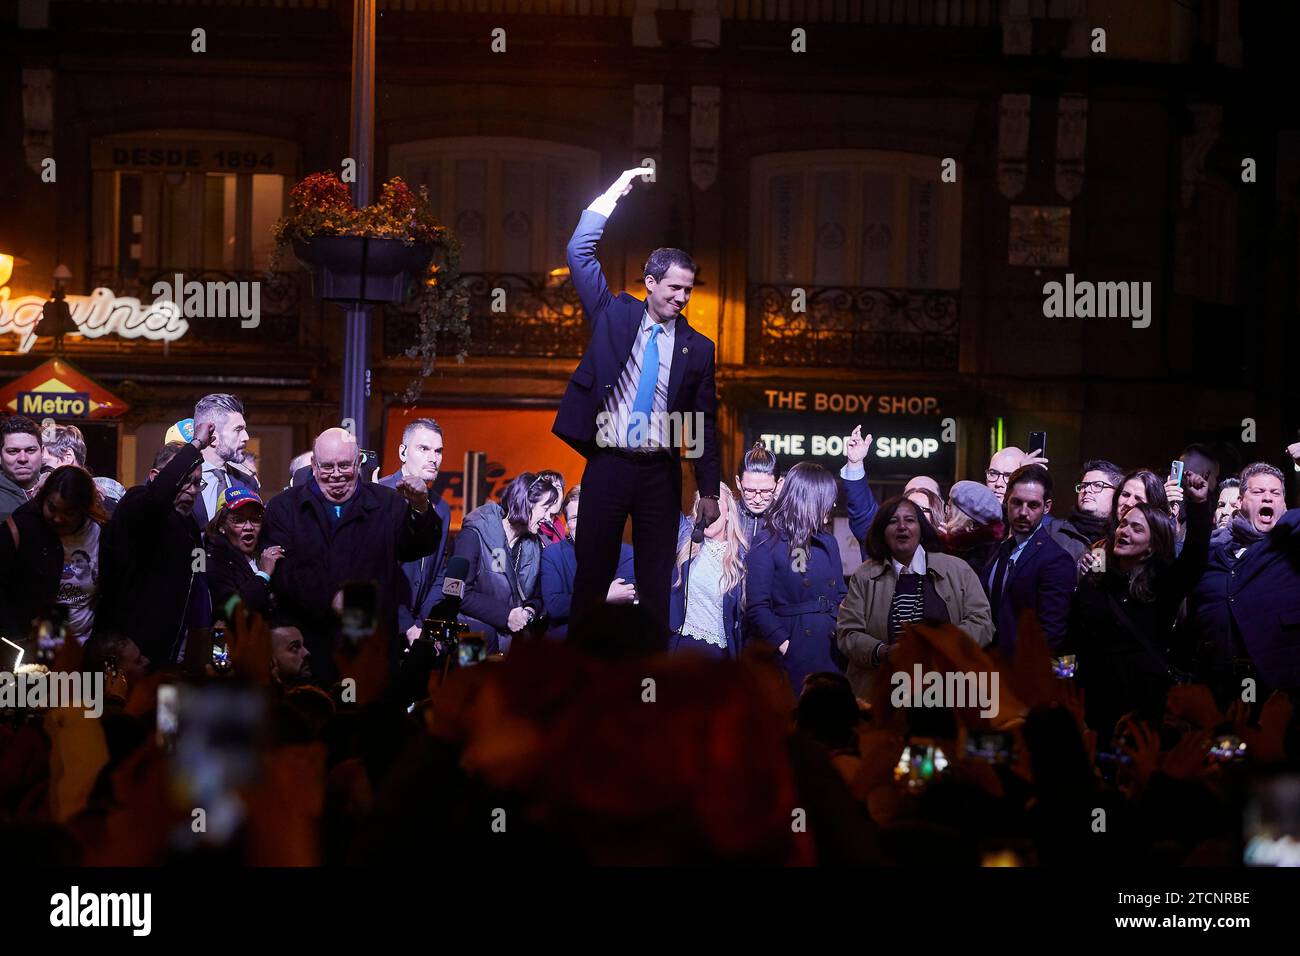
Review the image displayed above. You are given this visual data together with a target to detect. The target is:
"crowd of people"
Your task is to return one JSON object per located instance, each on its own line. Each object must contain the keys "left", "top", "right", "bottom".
{"left": 2, "top": 394, "right": 1300, "bottom": 865}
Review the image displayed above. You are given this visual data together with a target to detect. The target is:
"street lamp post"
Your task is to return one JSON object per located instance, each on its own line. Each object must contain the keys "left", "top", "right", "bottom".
{"left": 342, "top": 0, "right": 377, "bottom": 442}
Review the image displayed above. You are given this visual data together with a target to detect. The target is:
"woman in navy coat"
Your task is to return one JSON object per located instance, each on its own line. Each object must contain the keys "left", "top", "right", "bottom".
{"left": 745, "top": 463, "right": 847, "bottom": 695}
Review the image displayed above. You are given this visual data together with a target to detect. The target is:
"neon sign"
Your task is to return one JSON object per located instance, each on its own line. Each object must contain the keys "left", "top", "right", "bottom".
{"left": 0, "top": 286, "right": 189, "bottom": 353}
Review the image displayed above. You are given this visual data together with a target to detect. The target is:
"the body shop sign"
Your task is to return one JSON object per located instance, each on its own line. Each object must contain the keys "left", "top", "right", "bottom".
{"left": 743, "top": 388, "right": 954, "bottom": 481}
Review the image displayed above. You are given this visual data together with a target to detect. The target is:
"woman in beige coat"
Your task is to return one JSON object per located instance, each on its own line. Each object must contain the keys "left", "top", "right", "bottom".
{"left": 836, "top": 496, "right": 994, "bottom": 698}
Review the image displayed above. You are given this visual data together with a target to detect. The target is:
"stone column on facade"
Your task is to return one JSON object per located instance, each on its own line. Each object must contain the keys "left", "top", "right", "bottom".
{"left": 1001, "top": 0, "right": 1033, "bottom": 55}
{"left": 998, "top": 94, "right": 1031, "bottom": 200}
{"left": 633, "top": 84, "right": 664, "bottom": 181}
{"left": 1055, "top": 95, "right": 1087, "bottom": 202}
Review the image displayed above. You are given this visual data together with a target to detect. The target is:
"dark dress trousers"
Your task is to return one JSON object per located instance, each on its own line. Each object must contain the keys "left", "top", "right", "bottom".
{"left": 552, "top": 209, "right": 720, "bottom": 645}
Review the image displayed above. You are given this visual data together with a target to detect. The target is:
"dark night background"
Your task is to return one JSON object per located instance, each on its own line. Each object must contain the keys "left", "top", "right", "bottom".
{"left": 1, "top": 0, "right": 1296, "bottom": 511}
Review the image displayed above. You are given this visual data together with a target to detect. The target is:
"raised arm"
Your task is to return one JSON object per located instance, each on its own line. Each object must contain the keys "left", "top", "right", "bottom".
{"left": 144, "top": 425, "right": 209, "bottom": 511}
{"left": 391, "top": 475, "right": 443, "bottom": 563}
{"left": 1168, "top": 473, "right": 1212, "bottom": 598}
{"left": 840, "top": 425, "right": 878, "bottom": 559}
{"left": 567, "top": 167, "right": 654, "bottom": 322}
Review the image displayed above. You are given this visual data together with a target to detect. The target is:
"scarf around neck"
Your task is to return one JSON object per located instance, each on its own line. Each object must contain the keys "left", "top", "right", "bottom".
{"left": 1066, "top": 506, "right": 1107, "bottom": 543}
{"left": 1227, "top": 512, "right": 1268, "bottom": 549}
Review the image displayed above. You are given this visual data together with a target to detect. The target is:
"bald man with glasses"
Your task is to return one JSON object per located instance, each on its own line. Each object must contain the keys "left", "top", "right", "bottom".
{"left": 262, "top": 427, "right": 443, "bottom": 681}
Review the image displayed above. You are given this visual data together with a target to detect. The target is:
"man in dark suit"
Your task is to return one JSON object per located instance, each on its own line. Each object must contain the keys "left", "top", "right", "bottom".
{"left": 552, "top": 167, "right": 721, "bottom": 645}
{"left": 1187, "top": 459, "right": 1300, "bottom": 698}
{"left": 379, "top": 417, "right": 452, "bottom": 647}
{"left": 189, "top": 394, "right": 259, "bottom": 529}
{"left": 982, "top": 464, "right": 1076, "bottom": 658}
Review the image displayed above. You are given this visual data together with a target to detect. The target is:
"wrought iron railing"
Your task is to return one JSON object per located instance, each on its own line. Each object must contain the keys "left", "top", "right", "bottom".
{"left": 746, "top": 283, "right": 959, "bottom": 370}
{"left": 383, "top": 272, "right": 586, "bottom": 360}
{"left": 86, "top": 267, "right": 304, "bottom": 346}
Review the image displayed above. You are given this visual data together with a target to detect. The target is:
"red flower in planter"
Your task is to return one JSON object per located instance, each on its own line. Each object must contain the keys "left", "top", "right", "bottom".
{"left": 288, "top": 172, "right": 354, "bottom": 215}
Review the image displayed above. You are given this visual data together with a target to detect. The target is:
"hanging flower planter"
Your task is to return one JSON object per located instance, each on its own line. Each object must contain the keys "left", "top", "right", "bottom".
{"left": 292, "top": 235, "right": 434, "bottom": 305}
{"left": 270, "top": 172, "right": 471, "bottom": 399}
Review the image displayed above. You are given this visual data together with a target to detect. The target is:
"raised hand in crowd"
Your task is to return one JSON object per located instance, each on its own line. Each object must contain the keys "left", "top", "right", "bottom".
{"left": 191, "top": 418, "right": 216, "bottom": 449}
{"left": 395, "top": 473, "right": 430, "bottom": 512}
{"left": 845, "top": 424, "right": 873, "bottom": 465}
{"left": 1183, "top": 468, "right": 1209, "bottom": 504}
{"left": 1022, "top": 446, "right": 1050, "bottom": 469}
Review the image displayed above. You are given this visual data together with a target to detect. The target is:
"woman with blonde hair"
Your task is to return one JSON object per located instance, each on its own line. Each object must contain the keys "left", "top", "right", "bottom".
{"left": 669, "top": 483, "right": 748, "bottom": 658}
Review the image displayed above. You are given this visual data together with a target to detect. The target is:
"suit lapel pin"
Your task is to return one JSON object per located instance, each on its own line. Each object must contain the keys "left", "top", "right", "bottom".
{"left": 681, "top": 347, "right": 688, "bottom": 354}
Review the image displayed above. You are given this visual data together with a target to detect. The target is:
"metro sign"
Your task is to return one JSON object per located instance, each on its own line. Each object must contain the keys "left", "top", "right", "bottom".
{"left": 0, "top": 358, "right": 129, "bottom": 420}
{"left": 18, "top": 391, "right": 91, "bottom": 417}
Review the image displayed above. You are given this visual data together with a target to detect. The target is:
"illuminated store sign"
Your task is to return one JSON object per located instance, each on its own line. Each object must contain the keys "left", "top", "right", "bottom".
{"left": 743, "top": 388, "right": 955, "bottom": 481}
{"left": 0, "top": 358, "right": 130, "bottom": 420}
{"left": 0, "top": 287, "right": 189, "bottom": 353}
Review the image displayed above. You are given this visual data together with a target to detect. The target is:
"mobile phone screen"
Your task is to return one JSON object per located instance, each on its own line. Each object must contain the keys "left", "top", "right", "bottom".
{"left": 170, "top": 683, "right": 265, "bottom": 846}
{"left": 156, "top": 684, "right": 179, "bottom": 749}
{"left": 1028, "top": 431, "right": 1047, "bottom": 456}
{"left": 1169, "top": 459, "right": 1185, "bottom": 485}
{"left": 1, "top": 637, "right": 23, "bottom": 672}
{"left": 964, "top": 732, "right": 1015, "bottom": 764}
{"left": 1244, "top": 775, "right": 1300, "bottom": 866}
{"left": 457, "top": 636, "right": 487, "bottom": 667}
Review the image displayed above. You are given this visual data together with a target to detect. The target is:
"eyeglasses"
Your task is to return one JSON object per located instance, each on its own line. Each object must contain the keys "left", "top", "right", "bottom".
{"left": 317, "top": 462, "right": 356, "bottom": 475}
{"left": 985, "top": 468, "right": 1016, "bottom": 483}
{"left": 740, "top": 487, "right": 776, "bottom": 500}
{"left": 1075, "top": 480, "right": 1116, "bottom": 494}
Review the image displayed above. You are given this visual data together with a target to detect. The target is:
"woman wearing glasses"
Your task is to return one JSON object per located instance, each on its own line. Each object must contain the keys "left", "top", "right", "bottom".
{"left": 733, "top": 442, "right": 781, "bottom": 542}
{"left": 1078, "top": 469, "right": 1174, "bottom": 574}
{"left": 745, "top": 463, "right": 847, "bottom": 694}
{"left": 670, "top": 484, "right": 747, "bottom": 658}
{"left": 204, "top": 487, "right": 283, "bottom": 621}
{"left": 455, "top": 472, "right": 560, "bottom": 654}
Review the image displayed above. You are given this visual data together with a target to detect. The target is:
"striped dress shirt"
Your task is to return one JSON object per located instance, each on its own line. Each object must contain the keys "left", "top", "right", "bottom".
{"left": 600, "top": 309, "right": 675, "bottom": 451}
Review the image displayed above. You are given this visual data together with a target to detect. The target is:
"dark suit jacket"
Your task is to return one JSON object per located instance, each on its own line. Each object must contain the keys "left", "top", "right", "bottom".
{"left": 379, "top": 470, "right": 452, "bottom": 635}
{"left": 1188, "top": 508, "right": 1300, "bottom": 691}
{"left": 981, "top": 523, "right": 1076, "bottom": 658}
{"left": 552, "top": 209, "right": 720, "bottom": 495}
{"left": 191, "top": 460, "right": 258, "bottom": 529}
{"left": 96, "top": 442, "right": 212, "bottom": 664}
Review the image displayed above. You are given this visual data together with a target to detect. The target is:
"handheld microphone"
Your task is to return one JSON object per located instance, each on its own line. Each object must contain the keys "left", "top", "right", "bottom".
{"left": 424, "top": 555, "right": 470, "bottom": 623}
{"left": 691, "top": 519, "right": 705, "bottom": 544}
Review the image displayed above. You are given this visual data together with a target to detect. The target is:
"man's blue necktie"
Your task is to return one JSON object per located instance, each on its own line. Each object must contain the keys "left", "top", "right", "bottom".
{"left": 627, "top": 324, "right": 661, "bottom": 446}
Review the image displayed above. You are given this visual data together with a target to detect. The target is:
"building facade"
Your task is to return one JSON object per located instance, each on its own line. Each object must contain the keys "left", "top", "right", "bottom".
{"left": 2, "top": 0, "right": 1290, "bottom": 537}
